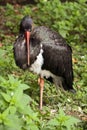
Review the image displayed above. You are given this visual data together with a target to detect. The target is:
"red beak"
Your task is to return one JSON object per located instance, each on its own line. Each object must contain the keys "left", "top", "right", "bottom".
{"left": 25, "top": 31, "right": 30, "bottom": 66}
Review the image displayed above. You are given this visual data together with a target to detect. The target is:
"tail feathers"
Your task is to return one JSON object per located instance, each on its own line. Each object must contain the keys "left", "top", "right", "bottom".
{"left": 53, "top": 75, "right": 76, "bottom": 93}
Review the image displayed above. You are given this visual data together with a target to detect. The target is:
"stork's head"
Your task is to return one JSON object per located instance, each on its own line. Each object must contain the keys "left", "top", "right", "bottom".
{"left": 20, "top": 16, "right": 33, "bottom": 66}
{"left": 20, "top": 16, "right": 33, "bottom": 33}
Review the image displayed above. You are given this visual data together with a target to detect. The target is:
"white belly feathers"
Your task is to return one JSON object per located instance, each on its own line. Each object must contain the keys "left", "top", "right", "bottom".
{"left": 30, "top": 45, "right": 53, "bottom": 78}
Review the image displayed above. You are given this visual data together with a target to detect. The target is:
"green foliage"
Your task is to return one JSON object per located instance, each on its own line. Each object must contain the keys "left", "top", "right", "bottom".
{"left": 0, "top": 75, "right": 40, "bottom": 130}
{"left": 0, "top": 75, "right": 80, "bottom": 130}
{"left": 3, "top": 3, "right": 32, "bottom": 34}
{"left": 45, "top": 108, "right": 80, "bottom": 130}
{"left": 33, "top": 0, "right": 87, "bottom": 43}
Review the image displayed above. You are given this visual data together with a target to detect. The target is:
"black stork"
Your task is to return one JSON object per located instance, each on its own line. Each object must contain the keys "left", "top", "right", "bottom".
{"left": 13, "top": 16, "right": 75, "bottom": 110}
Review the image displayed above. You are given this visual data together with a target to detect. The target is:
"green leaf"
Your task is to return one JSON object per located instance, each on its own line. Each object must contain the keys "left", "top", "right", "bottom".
{"left": 47, "top": 118, "right": 59, "bottom": 126}
{"left": 29, "top": 124, "right": 39, "bottom": 130}
{"left": 8, "top": 106, "right": 16, "bottom": 114}
{"left": 5, "top": 114, "right": 22, "bottom": 130}
{"left": 19, "top": 83, "right": 30, "bottom": 91}
{"left": 1, "top": 92, "right": 11, "bottom": 102}
{"left": 64, "top": 116, "right": 80, "bottom": 130}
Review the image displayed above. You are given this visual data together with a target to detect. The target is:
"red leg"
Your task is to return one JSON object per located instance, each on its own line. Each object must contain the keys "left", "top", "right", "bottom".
{"left": 38, "top": 77, "right": 44, "bottom": 110}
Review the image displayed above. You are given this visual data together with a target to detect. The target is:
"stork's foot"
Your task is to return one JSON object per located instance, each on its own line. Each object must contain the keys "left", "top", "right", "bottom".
{"left": 69, "top": 89, "right": 76, "bottom": 93}
{"left": 38, "top": 77, "right": 44, "bottom": 110}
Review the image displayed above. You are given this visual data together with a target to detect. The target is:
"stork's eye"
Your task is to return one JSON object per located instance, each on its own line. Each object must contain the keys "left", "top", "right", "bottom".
{"left": 25, "top": 28, "right": 32, "bottom": 32}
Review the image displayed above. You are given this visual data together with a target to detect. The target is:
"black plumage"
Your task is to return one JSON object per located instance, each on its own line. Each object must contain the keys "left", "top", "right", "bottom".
{"left": 31, "top": 26, "right": 73, "bottom": 89}
{"left": 13, "top": 16, "right": 75, "bottom": 109}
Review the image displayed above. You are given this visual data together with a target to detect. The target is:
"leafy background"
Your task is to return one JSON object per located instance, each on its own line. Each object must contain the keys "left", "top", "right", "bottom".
{"left": 0, "top": 0, "right": 87, "bottom": 129}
